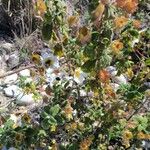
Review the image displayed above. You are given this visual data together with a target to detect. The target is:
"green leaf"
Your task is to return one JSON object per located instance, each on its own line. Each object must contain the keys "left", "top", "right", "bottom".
{"left": 41, "top": 119, "right": 50, "bottom": 130}
{"left": 67, "top": 143, "right": 78, "bottom": 150}
{"left": 129, "top": 29, "right": 139, "bottom": 37}
{"left": 83, "top": 44, "right": 96, "bottom": 60}
{"left": 54, "top": 43, "right": 64, "bottom": 57}
{"left": 55, "top": 115, "right": 65, "bottom": 125}
{"left": 38, "top": 130, "right": 47, "bottom": 137}
{"left": 42, "top": 23, "right": 53, "bottom": 40}
{"left": 4, "top": 119, "right": 14, "bottom": 129}
{"left": 64, "top": 80, "right": 70, "bottom": 89}
{"left": 48, "top": 116, "right": 57, "bottom": 125}
{"left": 101, "top": 28, "right": 113, "bottom": 40}
{"left": 81, "top": 60, "right": 96, "bottom": 73}
{"left": 44, "top": 105, "right": 51, "bottom": 113}
{"left": 50, "top": 104, "right": 60, "bottom": 117}
{"left": 41, "top": 111, "right": 49, "bottom": 118}
{"left": 145, "top": 58, "right": 150, "bottom": 66}
{"left": 59, "top": 144, "right": 66, "bottom": 150}
{"left": 26, "top": 127, "right": 37, "bottom": 137}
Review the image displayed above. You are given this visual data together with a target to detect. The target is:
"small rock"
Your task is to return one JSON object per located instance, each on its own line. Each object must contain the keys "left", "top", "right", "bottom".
{"left": 2, "top": 146, "right": 7, "bottom": 150}
{"left": 106, "top": 66, "right": 117, "bottom": 77}
{"left": 0, "top": 69, "right": 5, "bottom": 76}
{"left": 0, "top": 86, "right": 3, "bottom": 90}
{"left": 1, "top": 43, "right": 13, "bottom": 51}
{"left": 80, "top": 90, "right": 87, "bottom": 97}
{"left": 24, "top": 77, "right": 33, "bottom": 84}
{"left": 10, "top": 114, "right": 22, "bottom": 127}
{"left": 131, "top": 38, "right": 139, "bottom": 47}
{"left": 142, "top": 140, "right": 150, "bottom": 149}
{"left": 7, "top": 52, "right": 19, "bottom": 69}
{"left": 16, "top": 94, "right": 35, "bottom": 105}
{"left": 19, "top": 69, "right": 30, "bottom": 77}
{"left": 4, "top": 85, "right": 21, "bottom": 97}
{"left": 113, "top": 74, "right": 128, "bottom": 85}
{"left": 110, "top": 83, "right": 120, "bottom": 92}
{"left": 144, "top": 82, "right": 150, "bottom": 88}
{"left": 2, "top": 147, "right": 17, "bottom": 150}
{"left": 8, "top": 148, "right": 17, "bottom": 150}
{"left": 106, "top": 66, "right": 116, "bottom": 72}
{"left": 4, "top": 74, "right": 18, "bottom": 84}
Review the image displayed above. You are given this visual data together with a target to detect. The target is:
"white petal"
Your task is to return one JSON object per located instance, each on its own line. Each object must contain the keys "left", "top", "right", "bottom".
{"left": 113, "top": 74, "right": 128, "bottom": 85}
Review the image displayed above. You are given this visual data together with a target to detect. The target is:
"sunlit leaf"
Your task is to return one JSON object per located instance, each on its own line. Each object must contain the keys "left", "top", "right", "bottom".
{"left": 92, "top": 3, "right": 105, "bottom": 27}
{"left": 83, "top": 44, "right": 96, "bottom": 60}
{"left": 92, "top": 3, "right": 105, "bottom": 19}
{"left": 31, "top": 53, "right": 41, "bottom": 64}
{"left": 48, "top": 116, "right": 57, "bottom": 125}
{"left": 145, "top": 58, "right": 150, "bottom": 66}
{"left": 41, "top": 119, "right": 50, "bottom": 130}
{"left": 54, "top": 43, "right": 64, "bottom": 57}
{"left": 50, "top": 104, "right": 60, "bottom": 117}
{"left": 67, "top": 15, "right": 79, "bottom": 27}
{"left": 77, "top": 26, "right": 91, "bottom": 44}
{"left": 36, "top": 0, "right": 47, "bottom": 16}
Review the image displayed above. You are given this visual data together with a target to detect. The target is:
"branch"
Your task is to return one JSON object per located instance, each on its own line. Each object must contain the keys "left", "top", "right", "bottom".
{"left": 0, "top": 64, "right": 35, "bottom": 78}
{"left": 127, "top": 97, "right": 149, "bottom": 121}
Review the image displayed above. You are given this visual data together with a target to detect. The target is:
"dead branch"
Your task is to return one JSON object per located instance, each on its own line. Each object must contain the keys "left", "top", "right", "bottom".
{"left": 0, "top": 64, "right": 35, "bottom": 78}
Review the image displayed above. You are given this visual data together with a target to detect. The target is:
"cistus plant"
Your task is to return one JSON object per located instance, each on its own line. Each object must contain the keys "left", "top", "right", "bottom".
{"left": 0, "top": 0, "right": 150, "bottom": 149}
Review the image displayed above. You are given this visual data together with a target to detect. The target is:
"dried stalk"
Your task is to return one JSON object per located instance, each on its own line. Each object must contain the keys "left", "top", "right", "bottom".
{"left": 0, "top": 64, "right": 35, "bottom": 78}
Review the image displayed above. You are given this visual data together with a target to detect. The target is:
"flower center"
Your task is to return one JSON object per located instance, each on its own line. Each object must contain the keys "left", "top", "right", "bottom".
{"left": 75, "top": 70, "right": 81, "bottom": 78}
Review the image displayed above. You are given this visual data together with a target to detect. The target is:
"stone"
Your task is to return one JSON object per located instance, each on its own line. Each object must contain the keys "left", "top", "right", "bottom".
{"left": 7, "top": 52, "right": 19, "bottom": 69}
{"left": 131, "top": 38, "right": 139, "bottom": 47}
{"left": 0, "top": 43, "right": 13, "bottom": 51}
{"left": 142, "top": 140, "right": 150, "bottom": 149}
{"left": 4, "top": 73, "right": 18, "bottom": 84}
{"left": 110, "top": 83, "right": 120, "bottom": 92}
{"left": 19, "top": 69, "right": 30, "bottom": 77}
{"left": 113, "top": 74, "right": 128, "bottom": 85}
{"left": 24, "top": 77, "right": 33, "bottom": 84}
{"left": 16, "top": 94, "right": 35, "bottom": 105}
{"left": 106, "top": 66, "right": 117, "bottom": 77}
{"left": 8, "top": 148, "right": 17, "bottom": 150}
{"left": 144, "top": 82, "right": 150, "bottom": 88}
{"left": 2, "top": 147, "right": 16, "bottom": 150}
{"left": 2, "top": 146, "right": 7, "bottom": 150}
{"left": 4, "top": 85, "right": 21, "bottom": 97}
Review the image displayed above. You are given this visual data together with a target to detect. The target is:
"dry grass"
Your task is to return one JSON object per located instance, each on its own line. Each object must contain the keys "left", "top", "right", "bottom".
{"left": 2, "top": 0, "right": 37, "bottom": 38}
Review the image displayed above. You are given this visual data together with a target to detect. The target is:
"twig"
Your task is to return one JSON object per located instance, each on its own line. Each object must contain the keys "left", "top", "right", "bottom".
{"left": 18, "top": 29, "right": 39, "bottom": 51}
{"left": 0, "top": 64, "right": 35, "bottom": 78}
{"left": 127, "top": 97, "right": 149, "bottom": 121}
{"left": 0, "top": 98, "right": 15, "bottom": 108}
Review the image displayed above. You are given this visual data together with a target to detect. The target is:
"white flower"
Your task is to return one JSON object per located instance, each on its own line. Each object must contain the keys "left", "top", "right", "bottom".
{"left": 113, "top": 74, "right": 128, "bottom": 85}
{"left": 80, "top": 89, "right": 87, "bottom": 97}
{"left": 110, "top": 83, "right": 120, "bottom": 92}
{"left": 80, "top": 90, "right": 94, "bottom": 97}
{"left": 106, "top": 66, "right": 117, "bottom": 77}
{"left": 46, "top": 68, "right": 65, "bottom": 87}
{"left": 10, "top": 114, "right": 22, "bottom": 127}
{"left": 74, "top": 68, "right": 87, "bottom": 85}
{"left": 73, "top": 109, "right": 77, "bottom": 116}
{"left": 42, "top": 53, "right": 59, "bottom": 69}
